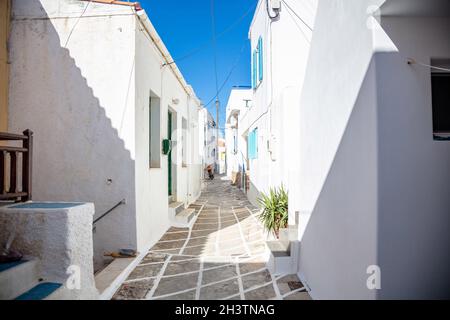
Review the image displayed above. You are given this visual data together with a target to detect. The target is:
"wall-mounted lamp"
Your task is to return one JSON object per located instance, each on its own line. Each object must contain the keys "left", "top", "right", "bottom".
{"left": 172, "top": 98, "right": 180, "bottom": 105}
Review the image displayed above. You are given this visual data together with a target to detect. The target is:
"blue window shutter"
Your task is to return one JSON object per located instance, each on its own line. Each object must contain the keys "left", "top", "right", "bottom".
{"left": 258, "top": 38, "right": 263, "bottom": 82}
{"left": 254, "top": 128, "right": 258, "bottom": 158}
{"left": 252, "top": 50, "right": 257, "bottom": 89}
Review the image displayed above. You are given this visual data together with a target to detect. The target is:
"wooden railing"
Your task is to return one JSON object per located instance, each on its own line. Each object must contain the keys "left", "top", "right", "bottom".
{"left": 0, "top": 130, "right": 33, "bottom": 202}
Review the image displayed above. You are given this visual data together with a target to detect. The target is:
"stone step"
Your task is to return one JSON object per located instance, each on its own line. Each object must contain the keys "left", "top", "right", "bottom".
{"left": 175, "top": 208, "right": 196, "bottom": 225}
{"left": 0, "top": 259, "right": 40, "bottom": 300}
{"left": 95, "top": 257, "right": 136, "bottom": 300}
{"left": 15, "top": 282, "right": 62, "bottom": 300}
{"left": 169, "top": 201, "right": 184, "bottom": 216}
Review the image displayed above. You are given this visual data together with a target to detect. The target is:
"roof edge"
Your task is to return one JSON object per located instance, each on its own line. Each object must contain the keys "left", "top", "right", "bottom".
{"left": 82, "top": 0, "right": 143, "bottom": 11}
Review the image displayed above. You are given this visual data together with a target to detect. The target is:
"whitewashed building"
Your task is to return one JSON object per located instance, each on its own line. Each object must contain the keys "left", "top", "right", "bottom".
{"left": 198, "top": 107, "right": 217, "bottom": 177}
{"left": 217, "top": 137, "right": 226, "bottom": 175}
{"left": 230, "top": 0, "right": 450, "bottom": 299}
{"left": 225, "top": 88, "right": 252, "bottom": 188}
{"left": 7, "top": 0, "right": 203, "bottom": 279}
{"left": 228, "top": 0, "right": 317, "bottom": 224}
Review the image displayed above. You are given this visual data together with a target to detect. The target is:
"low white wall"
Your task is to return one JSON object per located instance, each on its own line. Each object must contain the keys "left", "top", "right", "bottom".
{"left": 243, "top": 0, "right": 317, "bottom": 217}
{"left": 0, "top": 203, "right": 98, "bottom": 299}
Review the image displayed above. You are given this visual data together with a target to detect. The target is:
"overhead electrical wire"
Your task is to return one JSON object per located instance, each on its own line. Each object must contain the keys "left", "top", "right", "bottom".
{"left": 163, "top": 2, "right": 257, "bottom": 66}
{"left": 203, "top": 40, "right": 249, "bottom": 108}
{"left": 64, "top": 0, "right": 92, "bottom": 48}
{"left": 407, "top": 58, "right": 450, "bottom": 72}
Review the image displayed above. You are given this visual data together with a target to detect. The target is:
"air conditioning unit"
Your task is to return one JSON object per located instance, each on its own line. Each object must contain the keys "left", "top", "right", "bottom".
{"left": 271, "top": 0, "right": 281, "bottom": 11}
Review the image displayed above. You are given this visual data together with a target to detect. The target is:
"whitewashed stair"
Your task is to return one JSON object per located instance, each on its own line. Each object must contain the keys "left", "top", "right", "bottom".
{"left": 169, "top": 201, "right": 197, "bottom": 228}
{"left": 266, "top": 225, "right": 299, "bottom": 275}
{"left": 0, "top": 259, "right": 64, "bottom": 300}
{"left": 173, "top": 208, "right": 196, "bottom": 228}
{"left": 169, "top": 201, "right": 184, "bottom": 219}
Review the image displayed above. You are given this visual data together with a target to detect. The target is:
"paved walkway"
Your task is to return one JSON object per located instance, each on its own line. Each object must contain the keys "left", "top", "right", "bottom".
{"left": 113, "top": 177, "right": 310, "bottom": 300}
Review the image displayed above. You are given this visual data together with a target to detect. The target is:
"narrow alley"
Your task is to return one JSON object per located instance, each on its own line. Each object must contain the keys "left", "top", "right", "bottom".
{"left": 113, "top": 177, "right": 310, "bottom": 300}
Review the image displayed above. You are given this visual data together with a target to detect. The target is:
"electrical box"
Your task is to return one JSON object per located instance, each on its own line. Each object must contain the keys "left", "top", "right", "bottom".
{"left": 271, "top": 0, "right": 281, "bottom": 11}
{"left": 162, "top": 139, "right": 172, "bottom": 155}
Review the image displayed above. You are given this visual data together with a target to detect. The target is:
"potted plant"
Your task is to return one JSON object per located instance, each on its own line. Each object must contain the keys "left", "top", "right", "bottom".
{"left": 257, "top": 185, "right": 288, "bottom": 238}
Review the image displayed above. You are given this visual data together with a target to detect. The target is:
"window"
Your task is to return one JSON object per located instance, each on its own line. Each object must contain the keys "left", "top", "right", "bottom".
{"left": 432, "top": 68, "right": 450, "bottom": 140}
{"left": 251, "top": 36, "right": 263, "bottom": 89}
{"left": 248, "top": 128, "right": 258, "bottom": 159}
{"left": 182, "top": 117, "right": 187, "bottom": 167}
{"left": 149, "top": 95, "right": 161, "bottom": 168}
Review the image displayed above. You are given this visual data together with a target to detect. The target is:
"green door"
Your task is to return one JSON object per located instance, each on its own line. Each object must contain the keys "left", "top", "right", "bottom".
{"left": 167, "top": 111, "right": 172, "bottom": 196}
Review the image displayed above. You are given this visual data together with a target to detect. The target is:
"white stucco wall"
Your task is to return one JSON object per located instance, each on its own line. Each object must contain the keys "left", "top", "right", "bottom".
{"left": 297, "top": 0, "right": 450, "bottom": 299}
{"left": 9, "top": 0, "right": 138, "bottom": 269}
{"left": 198, "top": 108, "right": 217, "bottom": 176}
{"left": 0, "top": 203, "right": 98, "bottom": 299}
{"left": 9, "top": 0, "right": 202, "bottom": 269}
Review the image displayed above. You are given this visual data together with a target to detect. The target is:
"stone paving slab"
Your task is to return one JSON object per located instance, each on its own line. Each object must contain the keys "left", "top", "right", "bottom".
{"left": 112, "top": 177, "right": 312, "bottom": 300}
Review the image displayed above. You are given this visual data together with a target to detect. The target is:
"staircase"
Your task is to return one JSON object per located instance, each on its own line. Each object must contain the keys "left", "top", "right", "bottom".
{"left": 169, "top": 201, "right": 197, "bottom": 228}
{"left": 0, "top": 259, "right": 64, "bottom": 300}
{"left": 266, "top": 225, "right": 299, "bottom": 275}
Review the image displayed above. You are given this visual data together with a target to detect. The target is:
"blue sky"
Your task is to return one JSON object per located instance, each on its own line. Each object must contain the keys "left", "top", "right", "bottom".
{"left": 140, "top": 0, "right": 258, "bottom": 131}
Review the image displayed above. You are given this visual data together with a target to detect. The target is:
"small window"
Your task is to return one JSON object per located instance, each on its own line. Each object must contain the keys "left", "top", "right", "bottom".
{"left": 149, "top": 95, "right": 161, "bottom": 168}
{"left": 431, "top": 66, "right": 450, "bottom": 140}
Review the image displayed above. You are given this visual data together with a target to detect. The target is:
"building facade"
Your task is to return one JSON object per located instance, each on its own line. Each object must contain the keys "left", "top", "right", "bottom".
{"left": 225, "top": 88, "right": 252, "bottom": 189}
{"left": 198, "top": 107, "right": 217, "bottom": 177}
{"left": 228, "top": 0, "right": 317, "bottom": 224}
{"left": 229, "top": 0, "right": 449, "bottom": 299}
{"left": 0, "top": 0, "right": 10, "bottom": 133}
{"left": 7, "top": 0, "right": 202, "bottom": 271}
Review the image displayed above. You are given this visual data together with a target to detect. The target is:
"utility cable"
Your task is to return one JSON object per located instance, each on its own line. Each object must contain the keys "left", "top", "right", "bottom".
{"left": 210, "top": 0, "right": 220, "bottom": 99}
{"left": 203, "top": 40, "right": 249, "bottom": 108}
{"left": 266, "top": 0, "right": 280, "bottom": 19}
{"left": 281, "top": 0, "right": 313, "bottom": 31}
{"left": 64, "top": 0, "right": 92, "bottom": 48}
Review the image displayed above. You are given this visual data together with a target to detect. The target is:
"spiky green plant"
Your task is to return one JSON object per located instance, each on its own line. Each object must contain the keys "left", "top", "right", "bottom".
{"left": 257, "top": 186, "right": 288, "bottom": 238}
